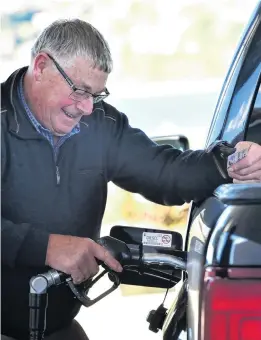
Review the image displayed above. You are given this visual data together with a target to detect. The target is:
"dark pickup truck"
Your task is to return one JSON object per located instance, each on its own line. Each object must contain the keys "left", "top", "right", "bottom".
{"left": 28, "top": 3, "right": 261, "bottom": 340}
{"left": 108, "top": 2, "right": 261, "bottom": 339}
{"left": 145, "top": 2, "right": 261, "bottom": 339}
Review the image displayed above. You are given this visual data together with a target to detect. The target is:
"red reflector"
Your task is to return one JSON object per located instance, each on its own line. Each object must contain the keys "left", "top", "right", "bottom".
{"left": 201, "top": 267, "right": 261, "bottom": 340}
{"left": 241, "top": 319, "right": 261, "bottom": 340}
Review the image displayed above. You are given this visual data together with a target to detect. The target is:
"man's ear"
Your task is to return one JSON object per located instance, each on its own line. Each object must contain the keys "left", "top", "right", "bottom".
{"left": 33, "top": 53, "right": 50, "bottom": 82}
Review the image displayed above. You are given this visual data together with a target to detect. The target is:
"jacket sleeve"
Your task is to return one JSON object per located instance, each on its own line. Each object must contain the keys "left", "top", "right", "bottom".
{"left": 103, "top": 104, "right": 228, "bottom": 206}
{"left": 1, "top": 218, "right": 50, "bottom": 268}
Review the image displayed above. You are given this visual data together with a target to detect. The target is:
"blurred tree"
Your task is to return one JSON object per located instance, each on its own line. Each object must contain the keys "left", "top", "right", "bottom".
{"left": 107, "top": 0, "right": 245, "bottom": 81}
{"left": 0, "top": 0, "right": 247, "bottom": 81}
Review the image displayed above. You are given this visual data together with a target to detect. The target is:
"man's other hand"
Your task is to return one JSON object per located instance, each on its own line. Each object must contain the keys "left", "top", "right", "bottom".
{"left": 45, "top": 234, "right": 123, "bottom": 284}
{"left": 227, "top": 142, "right": 261, "bottom": 183}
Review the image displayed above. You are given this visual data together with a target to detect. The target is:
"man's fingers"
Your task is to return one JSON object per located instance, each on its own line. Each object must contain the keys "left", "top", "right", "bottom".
{"left": 103, "top": 249, "right": 123, "bottom": 272}
{"left": 93, "top": 243, "right": 123, "bottom": 272}
{"left": 84, "top": 258, "right": 99, "bottom": 278}
{"left": 228, "top": 153, "right": 253, "bottom": 172}
{"left": 233, "top": 179, "right": 257, "bottom": 184}
{"left": 229, "top": 160, "right": 261, "bottom": 176}
{"left": 228, "top": 169, "right": 261, "bottom": 181}
{"left": 234, "top": 141, "right": 253, "bottom": 152}
{"left": 79, "top": 256, "right": 99, "bottom": 281}
{"left": 228, "top": 143, "right": 261, "bottom": 172}
{"left": 71, "top": 267, "right": 86, "bottom": 285}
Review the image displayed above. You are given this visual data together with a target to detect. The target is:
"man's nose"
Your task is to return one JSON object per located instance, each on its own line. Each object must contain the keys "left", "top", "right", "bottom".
{"left": 76, "top": 97, "right": 93, "bottom": 115}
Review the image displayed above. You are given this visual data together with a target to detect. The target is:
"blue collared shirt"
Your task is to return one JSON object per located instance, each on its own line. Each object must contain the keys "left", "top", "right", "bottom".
{"left": 18, "top": 74, "right": 80, "bottom": 159}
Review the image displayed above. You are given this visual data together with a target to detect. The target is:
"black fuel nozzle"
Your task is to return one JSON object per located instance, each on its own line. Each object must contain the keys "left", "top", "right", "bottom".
{"left": 97, "top": 236, "right": 134, "bottom": 264}
{"left": 28, "top": 237, "right": 138, "bottom": 339}
{"left": 66, "top": 236, "right": 133, "bottom": 308}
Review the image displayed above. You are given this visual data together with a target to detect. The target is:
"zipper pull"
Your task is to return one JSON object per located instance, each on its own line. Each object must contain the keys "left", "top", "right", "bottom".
{"left": 56, "top": 166, "right": 60, "bottom": 185}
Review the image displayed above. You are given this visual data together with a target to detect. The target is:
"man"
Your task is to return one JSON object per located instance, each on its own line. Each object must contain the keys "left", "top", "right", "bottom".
{"left": 1, "top": 19, "right": 259, "bottom": 340}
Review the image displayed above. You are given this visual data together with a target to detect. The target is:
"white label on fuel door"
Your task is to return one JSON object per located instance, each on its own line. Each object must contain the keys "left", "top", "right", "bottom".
{"left": 142, "top": 232, "right": 172, "bottom": 247}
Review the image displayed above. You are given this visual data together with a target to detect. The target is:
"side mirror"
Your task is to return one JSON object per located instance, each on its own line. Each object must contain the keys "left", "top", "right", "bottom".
{"left": 152, "top": 135, "right": 189, "bottom": 151}
{"left": 110, "top": 225, "right": 184, "bottom": 288}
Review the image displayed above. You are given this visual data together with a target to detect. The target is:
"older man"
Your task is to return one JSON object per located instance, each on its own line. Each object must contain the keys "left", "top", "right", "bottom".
{"left": 1, "top": 19, "right": 260, "bottom": 340}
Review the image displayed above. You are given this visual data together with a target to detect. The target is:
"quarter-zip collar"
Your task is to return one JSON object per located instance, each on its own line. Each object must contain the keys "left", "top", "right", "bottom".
{"left": 2, "top": 67, "right": 43, "bottom": 139}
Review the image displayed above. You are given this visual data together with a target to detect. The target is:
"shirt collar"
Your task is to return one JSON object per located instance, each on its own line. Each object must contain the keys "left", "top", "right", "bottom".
{"left": 18, "top": 74, "right": 80, "bottom": 134}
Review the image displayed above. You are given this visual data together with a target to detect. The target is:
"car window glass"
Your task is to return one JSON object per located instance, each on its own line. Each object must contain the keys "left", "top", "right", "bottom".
{"left": 245, "top": 80, "right": 261, "bottom": 144}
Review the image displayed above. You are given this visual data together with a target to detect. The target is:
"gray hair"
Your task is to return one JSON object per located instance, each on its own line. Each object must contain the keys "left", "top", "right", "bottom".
{"left": 31, "top": 19, "right": 113, "bottom": 73}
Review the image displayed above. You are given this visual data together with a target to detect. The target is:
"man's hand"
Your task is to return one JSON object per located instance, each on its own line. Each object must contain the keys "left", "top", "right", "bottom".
{"left": 227, "top": 142, "right": 261, "bottom": 183}
{"left": 45, "top": 234, "right": 123, "bottom": 284}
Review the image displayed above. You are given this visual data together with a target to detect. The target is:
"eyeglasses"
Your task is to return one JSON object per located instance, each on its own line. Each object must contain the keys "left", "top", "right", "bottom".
{"left": 47, "top": 54, "right": 110, "bottom": 103}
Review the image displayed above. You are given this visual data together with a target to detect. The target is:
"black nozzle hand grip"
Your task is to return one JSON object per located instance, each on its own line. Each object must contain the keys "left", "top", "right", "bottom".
{"left": 97, "top": 236, "right": 132, "bottom": 264}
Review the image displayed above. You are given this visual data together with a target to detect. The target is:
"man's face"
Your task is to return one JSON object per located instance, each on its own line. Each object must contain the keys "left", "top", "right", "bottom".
{"left": 32, "top": 54, "right": 108, "bottom": 136}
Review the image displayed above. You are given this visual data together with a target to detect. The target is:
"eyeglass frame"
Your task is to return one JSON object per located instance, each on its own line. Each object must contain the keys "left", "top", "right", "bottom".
{"left": 47, "top": 53, "right": 110, "bottom": 104}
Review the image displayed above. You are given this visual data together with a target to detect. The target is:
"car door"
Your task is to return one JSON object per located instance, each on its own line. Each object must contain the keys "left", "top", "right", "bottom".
{"left": 184, "top": 2, "right": 261, "bottom": 340}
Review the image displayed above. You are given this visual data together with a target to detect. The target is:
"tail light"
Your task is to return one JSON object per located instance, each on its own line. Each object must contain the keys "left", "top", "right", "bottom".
{"left": 200, "top": 267, "right": 261, "bottom": 340}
